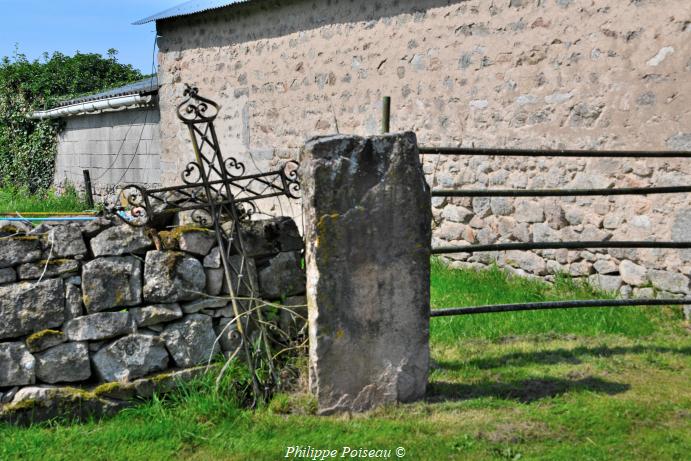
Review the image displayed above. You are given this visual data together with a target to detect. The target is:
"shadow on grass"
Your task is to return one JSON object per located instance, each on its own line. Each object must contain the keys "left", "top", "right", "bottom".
{"left": 427, "top": 376, "right": 629, "bottom": 403}
{"left": 437, "top": 345, "right": 691, "bottom": 371}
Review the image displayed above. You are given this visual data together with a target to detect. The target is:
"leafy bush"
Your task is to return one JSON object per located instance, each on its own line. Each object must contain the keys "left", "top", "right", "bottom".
{"left": 0, "top": 48, "right": 144, "bottom": 192}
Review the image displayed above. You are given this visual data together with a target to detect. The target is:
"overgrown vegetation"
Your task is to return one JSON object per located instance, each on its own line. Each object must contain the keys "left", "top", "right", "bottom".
{"left": 1, "top": 263, "right": 688, "bottom": 460}
{"left": 0, "top": 184, "right": 90, "bottom": 214}
{"left": 0, "top": 48, "right": 144, "bottom": 192}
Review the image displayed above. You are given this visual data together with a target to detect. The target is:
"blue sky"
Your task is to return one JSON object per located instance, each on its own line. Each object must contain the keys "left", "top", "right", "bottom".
{"left": 0, "top": 0, "right": 182, "bottom": 72}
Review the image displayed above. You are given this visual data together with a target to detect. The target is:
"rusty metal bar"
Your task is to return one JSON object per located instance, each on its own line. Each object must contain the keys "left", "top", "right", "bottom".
{"left": 431, "top": 185, "right": 691, "bottom": 197}
{"left": 430, "top": 298, "right": 691, "bottom": 317}
{"left": 419, "top": 146, "right": 691, "bottom": 158}
{"left": 432, "top": 241, "right": 691, "bottom": 254}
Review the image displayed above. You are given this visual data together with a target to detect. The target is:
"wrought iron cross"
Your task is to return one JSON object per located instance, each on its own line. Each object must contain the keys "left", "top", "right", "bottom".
{"left": 113, "top": 84, "right": 301, "bottom": 401}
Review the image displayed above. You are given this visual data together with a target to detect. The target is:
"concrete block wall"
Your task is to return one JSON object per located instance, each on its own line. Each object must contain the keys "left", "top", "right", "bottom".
{"left": 53, "top": 107, "right": 162, "bottom": 200}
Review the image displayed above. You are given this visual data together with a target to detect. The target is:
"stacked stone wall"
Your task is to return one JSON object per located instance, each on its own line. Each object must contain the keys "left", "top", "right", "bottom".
{"left": 155, "top": 0, "right": 690, "bottom": 293}
{"left": 0, "top": 216, "right": 305, "bottom": 424}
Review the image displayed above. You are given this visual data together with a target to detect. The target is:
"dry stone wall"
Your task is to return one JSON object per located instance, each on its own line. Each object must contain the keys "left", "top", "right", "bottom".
{"left": 0, "top": 216, "right": 305, "bottom": 424}
{"left": 156, "top": 0, "right": 690, "bottom": 295}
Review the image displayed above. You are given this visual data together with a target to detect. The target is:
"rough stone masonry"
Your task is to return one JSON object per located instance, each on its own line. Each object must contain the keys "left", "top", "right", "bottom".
{"left": 154, "top": 0, "right": 690, "bottom": 301}
{"left": 0, "top": 214, "right": 306, "bottom": 424}
{"left": 302, "top": 132, "right": 432, "bottom": 414}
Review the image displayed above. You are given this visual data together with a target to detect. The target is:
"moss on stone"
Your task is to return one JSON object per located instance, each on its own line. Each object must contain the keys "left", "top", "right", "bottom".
{"left": 0, "top": 224, "right": 19, "bottom": 234}
{"left": 10, "top": 235, "right": 39, "bottom": 241}
{"left": 4, "top": 398, "right": 39, "bottom": 412}
{"left": 33, "top": 387, "right": 96, "bottom": 402}
{"left": 315, "top": 212, "right": 341, "bottom": 262}
{"left": 159, "top": 225, "right": 213, "bottom": 250}
{"left": 92, "top": 381, "right": 135, "bottom": 400}
{"left": 170, "top": 225, "right": 214, "bottom": 237}
{"left": 92, "top": 382, "right": 123, "bottom": 395}
{"left": 61, "top": 387, "right": 94, "bottom": 399}
{"left": 25, "top": 329, "right": 64, "bottom": 351}
{"left": 157, "top": 230, "right": 179, "bottom": 250}
{"left": 2, "top": 387, "right": 95, "bottom": 413}
{"left": 150, "top": 371, "right": 177, "bottom": 385}
{"left": 163, "top": 252, "right": 185, "bottom": 278}
{"left": 114, "top": 289, "right": 126, "bottom": 306}
{"left": 26, "top": 329, "right": 62, "bottom": 343}
{"left": 38, "top": 258, "right": 75, "bottom": 266}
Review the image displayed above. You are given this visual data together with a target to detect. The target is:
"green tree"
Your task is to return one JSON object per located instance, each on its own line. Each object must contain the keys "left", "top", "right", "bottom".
{"left": 0, "top": 49, "right": 144, "bottom": 191}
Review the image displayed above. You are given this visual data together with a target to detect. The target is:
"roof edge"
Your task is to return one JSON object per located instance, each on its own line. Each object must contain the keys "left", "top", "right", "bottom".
{"left": 53, "top": 76, "right": 159, "bottom": 108}
{"left": 133, "top": 0, "right": 251, "bottom": 25}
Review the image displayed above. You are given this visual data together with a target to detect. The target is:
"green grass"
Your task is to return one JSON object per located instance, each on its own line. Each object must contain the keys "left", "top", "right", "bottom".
{"left": 0, "top": 185, "right": 91, "bottom": 214}
{"left": 430, "top": 259, "right": 670, "bottom": 341}
{"left": 1, "top": 262, "right": 689, "bottom": 461}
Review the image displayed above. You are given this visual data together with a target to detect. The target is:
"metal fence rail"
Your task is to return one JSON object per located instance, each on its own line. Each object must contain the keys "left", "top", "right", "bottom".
{"left": 419, "top": 146, "right": 691, "bottom": 158}
{"left": 432, "top": 241, "right": 691, "bottom": 254}
{"left": 431, "top": 299, "right": 691, "bottom": 317}
{"left": 422, "top": 146, "right": 691, "bottom": 318}
{"left": 431, "top": 185, "right": 691, "bottom": 198}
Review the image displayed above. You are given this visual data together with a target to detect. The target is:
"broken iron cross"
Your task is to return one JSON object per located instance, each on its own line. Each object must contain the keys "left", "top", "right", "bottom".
{"left": 112, "top": 84, "right": 300, "bottom": 402}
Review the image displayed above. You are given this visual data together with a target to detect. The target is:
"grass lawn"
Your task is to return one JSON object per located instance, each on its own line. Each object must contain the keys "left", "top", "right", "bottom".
{"left": 0, "top": 186, "right": 91, "bottom": 214}
{"left": 1, "top": 261, "right": 689, "bottom": 460}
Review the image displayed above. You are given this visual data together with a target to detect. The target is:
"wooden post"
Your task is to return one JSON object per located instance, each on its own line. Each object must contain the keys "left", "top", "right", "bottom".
{"left": 82, "top": 169, "right": 94, "bottom": 208}
{"left": 381, "top": 96, "right": 391, "bottom": 134}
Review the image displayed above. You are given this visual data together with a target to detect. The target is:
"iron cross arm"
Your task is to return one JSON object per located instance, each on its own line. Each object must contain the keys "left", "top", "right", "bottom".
{"left": 112, "top": 84, "right": 300, "bottom": 227}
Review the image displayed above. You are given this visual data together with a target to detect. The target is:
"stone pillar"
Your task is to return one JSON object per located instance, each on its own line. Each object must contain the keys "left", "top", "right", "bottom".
{"left": 302, "top": 132, "right": 431, "bottom": 415}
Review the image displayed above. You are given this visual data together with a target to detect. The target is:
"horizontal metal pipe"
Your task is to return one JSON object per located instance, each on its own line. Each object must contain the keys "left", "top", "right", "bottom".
{"left": 432, "top": 241, "right": 691, "bottom": 254}
{"left": 430, "top": 298, "right": 691, "bottom": 317}
{"left": 419, "top": 147, "right": 691, "bottom": 158}
{"left": 431, "top": 185, "right": 691, "bottom": 198}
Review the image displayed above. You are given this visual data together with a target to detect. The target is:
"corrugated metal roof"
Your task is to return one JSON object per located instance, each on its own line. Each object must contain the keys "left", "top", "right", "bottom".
{"left": 57, "top": 76, "right": 159, "bottom": 107}
{"left": 133, "top": 0, "right": 251, "bottom": 25}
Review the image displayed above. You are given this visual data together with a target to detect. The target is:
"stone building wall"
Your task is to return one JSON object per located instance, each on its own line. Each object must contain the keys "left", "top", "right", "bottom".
{"left": 53, "top": 107, "right": 162, "bottom": 199}
{"left": 155, "top": 0, "right": 690, "bottom": 295}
